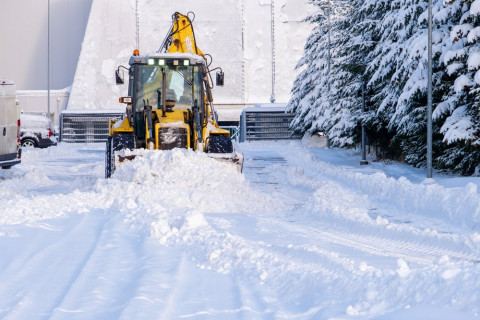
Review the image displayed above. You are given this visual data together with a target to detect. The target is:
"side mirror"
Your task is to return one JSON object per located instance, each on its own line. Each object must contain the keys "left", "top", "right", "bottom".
{"left": 216, "top": 71, "right": 224, "bottom": 87}
{"left": 115, "top": 69, "right": 124, "bottom": 85}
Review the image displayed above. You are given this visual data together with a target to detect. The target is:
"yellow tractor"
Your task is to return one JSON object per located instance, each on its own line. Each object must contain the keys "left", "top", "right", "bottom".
{"left": 106, "top": 12, "right": 243, "bottom": 178}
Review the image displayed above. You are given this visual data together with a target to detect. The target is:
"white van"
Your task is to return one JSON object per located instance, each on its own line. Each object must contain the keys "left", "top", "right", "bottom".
{"left": 0, "top": 79, "right": 21, "bottom": 169}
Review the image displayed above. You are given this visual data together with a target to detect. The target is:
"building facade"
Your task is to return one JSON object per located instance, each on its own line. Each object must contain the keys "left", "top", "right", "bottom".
{"left": 1, "top": 0, "right": 314, "bottom": 122}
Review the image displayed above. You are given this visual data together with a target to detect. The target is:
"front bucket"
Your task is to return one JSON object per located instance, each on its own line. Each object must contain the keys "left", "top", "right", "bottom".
{"left": 208, "top": 152, "right": 244, "bottom": 173}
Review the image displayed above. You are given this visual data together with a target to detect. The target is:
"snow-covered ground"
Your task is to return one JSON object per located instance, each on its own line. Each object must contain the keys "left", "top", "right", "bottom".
{"left": 1, "top": 136, "right": 479, "bottom": 319}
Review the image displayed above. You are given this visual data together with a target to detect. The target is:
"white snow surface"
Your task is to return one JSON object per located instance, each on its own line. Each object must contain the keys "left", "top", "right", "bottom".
{"left": 1, "top": 136, "right": 480, "bottom": 319}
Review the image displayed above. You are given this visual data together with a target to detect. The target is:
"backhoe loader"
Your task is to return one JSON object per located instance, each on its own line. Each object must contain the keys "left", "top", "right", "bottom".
{"left": 106, "top": 12, "right": 243, "bottom": 178}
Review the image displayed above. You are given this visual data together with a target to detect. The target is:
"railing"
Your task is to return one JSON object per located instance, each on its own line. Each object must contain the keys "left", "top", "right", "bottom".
{"left": 220, "top": 126, "right": 240, "bottom": 142}
{"left": 60, "top": 111, "right": 124, "bottom": 143}
{"left": 239, "top": 104, "right": 300, "bottom": 142}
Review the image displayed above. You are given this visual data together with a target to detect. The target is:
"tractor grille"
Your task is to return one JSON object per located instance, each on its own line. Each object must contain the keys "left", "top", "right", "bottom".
{"left": 158, "top": 127, "right": 188, "bottom": 150}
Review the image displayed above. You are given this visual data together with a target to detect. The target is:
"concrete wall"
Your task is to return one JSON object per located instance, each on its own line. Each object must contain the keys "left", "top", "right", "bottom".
{"left": 16, "top": 90, "right": 70, "bottom": 128}
{"left": 0, "top": 0, "right": 93, "bottom": 90}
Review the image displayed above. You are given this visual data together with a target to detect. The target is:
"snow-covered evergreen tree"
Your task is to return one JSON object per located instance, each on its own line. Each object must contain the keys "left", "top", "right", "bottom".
{"left": 326, "top": 0, "right": 380, "bottom": 146}
{"left": 287, "top": 9, "right": 327, "bottom": 134}
{"left": 287, "top": 0, "right": 356, "bottom": 146}
{"left": 435, "top": 0, "right": 480, "bottom": 174}
{"left": 289, "top": 0, "right": 480, "bottom": 174}
{"left": 365, "top": 0, "right": 426, "bottom": 160}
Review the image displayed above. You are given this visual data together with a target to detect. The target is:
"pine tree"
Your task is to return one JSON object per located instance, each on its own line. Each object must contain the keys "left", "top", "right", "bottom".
{"left": 289, "top": 0, "right": 480, "bottom": 174}
{"left": 325, "top": 0, "right": 378, "bottom": 147}
{"left": 436, "top": 0, "right": 480, "bottom": 174}
{"left": 287, "top": 0, "right": 356, "bottom": 146}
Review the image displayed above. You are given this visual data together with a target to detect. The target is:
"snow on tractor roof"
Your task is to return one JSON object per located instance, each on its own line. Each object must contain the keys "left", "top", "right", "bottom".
{"left": 129, "top": 52, "right": 206, "bottom": 66}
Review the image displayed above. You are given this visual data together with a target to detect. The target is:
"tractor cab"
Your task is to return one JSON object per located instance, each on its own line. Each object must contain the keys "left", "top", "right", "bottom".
{"left": 118, "top": 53, "right": 210, "bottom": 150}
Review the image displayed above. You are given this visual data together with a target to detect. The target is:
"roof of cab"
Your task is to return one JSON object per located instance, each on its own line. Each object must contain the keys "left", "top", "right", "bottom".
{"left": 129, "top": 52, "right": 206, "bottom": 66}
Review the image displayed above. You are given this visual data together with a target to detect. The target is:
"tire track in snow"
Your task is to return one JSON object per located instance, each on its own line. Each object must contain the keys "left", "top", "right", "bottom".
{"left": 0, "top": 213, "right": 108, "bottom": 320}
{"left": 49, "top": 214, "right": 148, "bottom": 320}
{"left": 239, "top": 143, "right": 479, "bottom": 269}
{"left": 272, "top": 218, "right": 480, "bottom": 267}
{"left": 158, "top": 252, "right": 266, "bottom": 320}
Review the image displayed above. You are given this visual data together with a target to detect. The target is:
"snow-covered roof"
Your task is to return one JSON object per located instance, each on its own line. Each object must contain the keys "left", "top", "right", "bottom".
{"left": 20, "top": 113, "right": 50, "bottom": 120}
{"left": 61, "top": 109, "right": 125, "bottom": 115}
{"left": 0, "top": 79, "right": 15, "bottom": 86}
{"left": 242, "top": 103, "right": 289, "bottom": 113}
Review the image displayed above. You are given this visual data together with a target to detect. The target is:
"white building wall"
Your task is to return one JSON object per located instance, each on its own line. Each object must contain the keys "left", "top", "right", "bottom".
{"left": 0, "top": 0, "right": 93, "bottom": 91}
{"left": 68, "top": 0, "right": 315, "bottom": 120}
{"left": 16, "top": 90, "right": 70, "bottom": 127}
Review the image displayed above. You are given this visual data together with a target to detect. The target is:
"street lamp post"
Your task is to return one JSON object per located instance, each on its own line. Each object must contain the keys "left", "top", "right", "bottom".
{"left": 360, "top": 72, "right": 368, "bottom": 165}
{"left": 270, "top": 0, "right": 276, "bottom": 103}
{"left": 47, "top": 0, "right": 51, "bottom": 121}
{"left": 427, "top": 0, "right": 433, "bottom": 178}
{"left": 327, "top": 1, "right": 331, "bottom": 94}
{"left": 360, "top": 8, "right": 368, "bottom": 165}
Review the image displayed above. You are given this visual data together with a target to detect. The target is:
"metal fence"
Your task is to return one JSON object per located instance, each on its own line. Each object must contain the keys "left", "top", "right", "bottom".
{"left": 59, "top": 107, "right": 299, "bottom": 144}
{"left": 220, "top": 126, "right": 240, "bottom": 142}
{"left": 60, "top": 112, "right": 124, "bottom": 143}
{"left": 239, "top": 105, "right": 301, "bottom": 142}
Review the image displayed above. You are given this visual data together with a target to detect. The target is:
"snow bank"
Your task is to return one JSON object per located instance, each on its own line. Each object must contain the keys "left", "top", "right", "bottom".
{"left": 97, "top": 148, "right": 281, "bottom": 235}
{"left": 278, "top": 137, "right": 480, "bottom": 230}
{"left": 1, "top": 146, "right": 279, "bottom": 228}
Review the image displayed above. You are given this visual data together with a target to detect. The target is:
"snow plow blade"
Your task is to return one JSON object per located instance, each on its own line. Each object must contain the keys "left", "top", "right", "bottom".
{"left": 207, "top": 151, "right": 244, "bottom": 173}
{"left": 106, "top": 147, "right": 244, "bottom": 178}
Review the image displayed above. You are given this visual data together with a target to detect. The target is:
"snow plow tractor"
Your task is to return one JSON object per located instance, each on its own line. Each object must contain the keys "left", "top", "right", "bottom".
{"left": 105, "top": 12, "right": 243, "bottom": 178}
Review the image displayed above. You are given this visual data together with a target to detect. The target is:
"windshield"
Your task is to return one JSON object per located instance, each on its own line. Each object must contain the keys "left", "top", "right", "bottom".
{"left": 134, "top": 64, "right": 203, "bottom": 112}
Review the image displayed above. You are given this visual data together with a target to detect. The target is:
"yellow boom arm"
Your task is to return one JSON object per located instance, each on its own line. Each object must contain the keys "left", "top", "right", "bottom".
{"left": 160, "top": 12, "right": 204, "bottom": 57}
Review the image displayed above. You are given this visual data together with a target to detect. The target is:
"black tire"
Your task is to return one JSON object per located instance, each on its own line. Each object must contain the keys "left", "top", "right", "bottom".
{"left": 105, "top": 134, "right": 135, "bottom": 178}
{"left": 112, "top": 133, "right": 135, "bottom": 151}
{"left": 21, "top": 138, "right": 37, "bottom": 148}
{"left": 207, "top": 135, "right": 233, "bottom": 153}
{"left": 105, "top": 136, "right": 113, "bottom": 178}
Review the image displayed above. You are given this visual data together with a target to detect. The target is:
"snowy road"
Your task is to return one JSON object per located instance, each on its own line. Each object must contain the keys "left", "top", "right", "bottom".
{"left": 1, "top": 138, "right": 480, "bottom": 319}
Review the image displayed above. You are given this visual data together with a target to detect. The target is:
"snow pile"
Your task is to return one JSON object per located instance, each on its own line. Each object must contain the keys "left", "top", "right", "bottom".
{"left": 0, "top": 145, "right": 279, "bottom": 228}
{"left": 97, "top": 148, "right": 281, "bottom": 235}
{"left": 0, "top": 146, "right": 103, "bottom": 225}
{"left": 279, "top": 139, "right": 480, "bottom": 230}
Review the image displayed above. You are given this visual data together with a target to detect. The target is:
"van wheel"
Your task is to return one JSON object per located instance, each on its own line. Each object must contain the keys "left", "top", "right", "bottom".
{"left": 21, "top": 138, "right": 37, "bottom": 148}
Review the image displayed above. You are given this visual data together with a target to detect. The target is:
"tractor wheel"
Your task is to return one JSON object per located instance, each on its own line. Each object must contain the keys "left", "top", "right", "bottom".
{"left": 105, "top": 136, "right": 113, "bottom": 178}
{"left": 105, "top": 134, "right": 134, "bottom": 178}
{"left": 112, "top": 133, "right": 135, "bottom": 151}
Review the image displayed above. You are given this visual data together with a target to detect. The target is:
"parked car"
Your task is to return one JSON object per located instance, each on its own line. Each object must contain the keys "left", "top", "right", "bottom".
{"left": 20, "top": 113, "right": 57, "bottom": 148}
{"left": 0, "top": 79, "right": 21, "bottom": 169}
